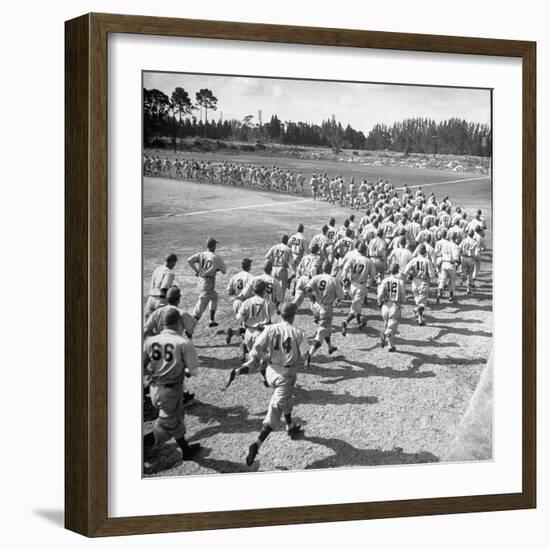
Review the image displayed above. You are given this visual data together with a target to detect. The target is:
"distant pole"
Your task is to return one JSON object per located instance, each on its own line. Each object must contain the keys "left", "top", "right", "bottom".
{"left": 258, "top": 109, "right": 262, "bottom": 126}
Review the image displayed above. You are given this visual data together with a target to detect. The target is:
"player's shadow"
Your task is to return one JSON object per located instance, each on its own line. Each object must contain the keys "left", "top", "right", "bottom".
{"left": 309, "top": 358, "right": 435, "bottom": 380}
{"left": 294, "top": 385, "right": 378, "bottom": 406}
{"left": 302, "top": 436, "right": 439, "bottom": 469}
{"left": 436, "top": 302, "right": 493, "bottom": 313}
{"left": 397, "top": 349, "right": 486, "bottom": 371}
{"left": 429, "top": 325, "right": 493, "bottom": 339}
{"left": 197, "top": 354, "right": 240, "bottom": 371}
{"left": 342, "top": 358, "right": 436, "bottom": 379}
{"left": 397, "top": 338, "right": 460, "bottom": 350}
{"left": 195, "top": 456, "right": 260, "bottom": 474}
{"left": 428, "top": 316, "right": 483, "bottom": 325}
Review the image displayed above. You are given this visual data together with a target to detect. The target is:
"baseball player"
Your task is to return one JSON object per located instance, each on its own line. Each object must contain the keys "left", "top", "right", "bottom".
{"left": 144, "top": 253, "right": 178, "bottom": 322}
{"left": 187, "top": 237, "right": 227, "bottom": 327}
{"left": 143, "top": 308, "right": 201, "bottom": 462}
{"left": 368, "top": 228, "right": 387, "bottom": 283}
{"left": 404, "top": 245, "right": 435, "bottom": 325}
{"left": 265, "top": 234, "right": 293, "bottom": 300}
{"left": 377, "top": 263, "right": 406, "bottom": 352}
{"left": 309, "top": 225, "right": 331, "bottom": 262}
{"left": 240, "top": 302, "right": 310, "bottom": 466}
{"left": 224, "top": 279, "right": 273, "bottom": 387}
{"left": 434, "top": 229, "right": 461, "bottom": 303}
{"left": 459, "top": 230, "right": 479, "bottom": 294}
{"left": 144, "top": 287, "right": 196, "bottom": 339}
{"left": 292, "top": 244, "right": 322, "bottom": 307}
{"left": 225, "top": 258, "right": 254, "bottom": 344}
{"left": 288, "top": 224, "right": 308, "bottom": 294}
{"left": 305, "top": 260, "right": 344, "bottom": 364}
{"left": 239, "top": 259, "right": 283, "bottom": 316}
{"left": 341, "top": 242, "right": 376, "bottom": 334}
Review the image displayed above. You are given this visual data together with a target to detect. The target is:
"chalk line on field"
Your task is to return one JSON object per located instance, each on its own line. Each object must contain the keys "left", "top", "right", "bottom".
{"left": 149, "top": 198, "right": 314, "bottom": 219}
{"left": 395, "top": 175, "right": 489, "bottom": 190}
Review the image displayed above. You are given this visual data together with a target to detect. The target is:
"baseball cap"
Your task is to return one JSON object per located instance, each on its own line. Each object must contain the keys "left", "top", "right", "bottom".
{"left": 241, "top": 257, "right": 252, "bottom": 269}
{"left": 166, "top": 287, "right": 181, "bottom": 300}
{"left": 253, "top": 279, "right": 267, "bottom": 294}
{"left": 280, "top": 302, "right": 297, "bottom": 320}
{"left": 165, "top": 253, "right": 178, "bottom": 263}
{"left": 163, "top": 308, "right": 181, "bottom": 327}
{"left": 206, "top": 237, "right": 218, "bottom": 248}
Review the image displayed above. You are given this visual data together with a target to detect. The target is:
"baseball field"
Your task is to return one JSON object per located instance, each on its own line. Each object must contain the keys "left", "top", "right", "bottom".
{"left": 143, "top": 155, "right": 493, "bottom": 477}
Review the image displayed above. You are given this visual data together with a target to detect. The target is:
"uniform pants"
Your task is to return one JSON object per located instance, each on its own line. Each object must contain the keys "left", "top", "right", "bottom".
{"left": 263, "top": 367, "right": 296, "bottom": 429}
{"left": 382, "top": 303, "right": 401, "bottom": 346}
{"left": 192, "top": 289, "right": 218, "bottom": 319}
{"left": 149, "top": 384, "right": 186, "bottom": 447}
{"left": 350, "top": 282, "right": 367, "bottom": 315}
{"left": 312, "top": 302, "right": 333, "bottom": 342}
{"left": 438, "top": 264, "right": 457, "bottom": 292}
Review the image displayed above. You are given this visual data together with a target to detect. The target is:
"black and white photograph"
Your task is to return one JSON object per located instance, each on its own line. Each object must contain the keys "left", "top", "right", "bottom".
{"left": 141, "top": 71, "right": 493, "bottom": 477}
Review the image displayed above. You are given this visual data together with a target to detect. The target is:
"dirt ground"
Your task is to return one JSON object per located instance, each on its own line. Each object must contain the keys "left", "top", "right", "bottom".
{"left": 142, "top": 164, "right": 493, "bottom": 477}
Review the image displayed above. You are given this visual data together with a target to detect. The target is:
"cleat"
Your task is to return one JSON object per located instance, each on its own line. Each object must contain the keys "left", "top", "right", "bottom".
{"left": 380, "top": 332, "right": 387, "bottom": 348}
{"left": 341, "top": 321, "right": 347, "bottom": 337}
{"left": 358, "top": 318, "right": 367, "bottom": 329}
{"left": 181, "top": 443, "right": 201, "bottom": 460}
{"left": 183, "top": 391, "right": 195, "bottom": 406}
{"left": 226, "top": 327, "right": 233, "bottom": 344}
{"left": 449, "top": 295, "right": 454, "bottom": 303}
{"left": 388, "top": 346, "right": 397, "bottom": 352}
{"left": 245, "top": 442, "right": 259, "bottom": 466}
{"left": 287, "top": 424, "right": 304, "bottom": 439}
{"left": 209, "top": 321, "right": 219, "bottom": 328}
{"left": 224, "top": 368, "right": 237, "bottom": 391}
{"left": 419, "top": 319, "right": 426, "bottom": 326}
{"left": 328, "top": 346, "right": 338, "bottom": 355}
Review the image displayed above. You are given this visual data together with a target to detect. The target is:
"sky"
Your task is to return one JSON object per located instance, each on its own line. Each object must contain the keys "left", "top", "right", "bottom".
{"left": 144, "top": 72, "right": 491, "bottom": 134}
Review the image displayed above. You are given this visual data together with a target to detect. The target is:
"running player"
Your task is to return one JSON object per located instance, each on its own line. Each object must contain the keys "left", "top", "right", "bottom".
{"left": 378, "top": 263, "right": 406, "bottom": 352}
{"left": 404, "top": 245, "right": 435, "bottom": 325}
{"left": 144, "top": 253, "right": 178, "bottom": 322}
{"left": 265, "top": 234, "right": 293, "bottom": 300}
{"left": 225, "top": 258, "right": 254, "bottom": 344}
{"left": 187, "top": 237, "right": 227, "bottom": 327}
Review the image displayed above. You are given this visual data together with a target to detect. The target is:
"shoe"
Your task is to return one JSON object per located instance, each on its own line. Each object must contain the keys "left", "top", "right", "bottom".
{"left": 388, "top": 346, "right": 396, "bottom": 352}
{"left": 436, "top": 294, "right": 441, "bottom": 305}
{"left": 226, "top": 327, "right": 233, "bottom": 344}
{"left": 183, "top": 391, "right": 195, "bottom": 406}
{"left": 358, "top": 318, "right": 367, "bottom": 329}
{"left": 209, "top": 321, "right": 219, "bottom": 328}
{"left": 341, "top": 321, "right": 347, "bottom": 337}
{"left": 328, "top": 346, "right": 338, "bottom": 355}
{"left": 419, "top": 319, "right": 426, "bottom": 326}
{"left": 224, "top": 368, "right": 237, "bottom": 391}
{"left": 181, "top": 443, "right": 201, "bottom": 460}
{"left": 287, "top": 424, "right": 304, "bottom": 439}
{"left": 449, "top": 295, "right": 454, "bottom": 303}
{"left": 245, "top": 442, "right": 259, "bottom": 466}
{"left": 380, "top": 332, "right": 387, "bottom": 348}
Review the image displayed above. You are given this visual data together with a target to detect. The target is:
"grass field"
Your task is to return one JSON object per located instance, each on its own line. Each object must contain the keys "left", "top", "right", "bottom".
{"left": 143, "top": 160, "right": 493, "bottom": 477}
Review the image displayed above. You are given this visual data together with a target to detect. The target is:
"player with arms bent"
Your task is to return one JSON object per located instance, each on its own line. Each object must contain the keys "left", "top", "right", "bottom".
{"left": 144, "top": 253, "right": 178, "bottom": 322}
{"left": 187, "top": 237, "right": 227, "bottom": 327}
{"left": 225, "top": 257, "right": 254, "bottom": 344}
{"left": 404, "top": 245, "right": 435, "bottom": 326}
{"left": 143, "top": 309, "right": 201, "bottom": 463}
{"left": 378, "top": 263, "right": 406, "bottom": 352}
{"left": 241, "top": 302, "right": 310, "bottom": 466}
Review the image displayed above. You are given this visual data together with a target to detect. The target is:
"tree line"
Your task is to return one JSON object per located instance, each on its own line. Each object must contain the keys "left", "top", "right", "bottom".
{"left": 144, "top": 86, "right": 491, "bottom": 156}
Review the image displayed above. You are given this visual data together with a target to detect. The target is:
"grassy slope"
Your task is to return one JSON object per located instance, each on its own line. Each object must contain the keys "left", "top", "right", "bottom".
{"left": 143, "top": 165, "right": 492, "bottom": 477}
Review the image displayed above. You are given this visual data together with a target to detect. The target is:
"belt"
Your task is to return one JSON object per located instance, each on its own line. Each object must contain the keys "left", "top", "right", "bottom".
{"left": 152, "top": 382, "right": 177, "bottom": 388}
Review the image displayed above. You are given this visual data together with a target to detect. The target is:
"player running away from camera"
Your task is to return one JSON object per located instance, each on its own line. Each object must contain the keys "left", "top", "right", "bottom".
{"left": 472, "top": 226, "right": 485, "bottom": 285}
{"left": 144, "top": 253, "right": 179, "bottom": 322}
{"left": 434, "top": 229, "right": 461, "bottom": 303}
{"left": 305, "top": 260, "right": 344, "bottom": 365}
{"left": 309, "top": 225, "right": 331, "bottom": 263}
{"left": 309, "top": 174, "right": 319, "bottom": 199}
{"left": 341, "top": 242, "right": 376, "bottom": 335}
{"left": 239, "top": 259, "right": 283, "bottom": 317}
{"left": 368, "top": 228, "right": 388, "bottom": 283}
{"left": 404, "top": 245, "right": 435, "bottom": 326}
{"left": 187, "top": 237, "right": 227, "bottom": 327}
{"left": 143, "top": 309, "right": 201, "bottom": 463}
{"left": 459, "top": 230, "right": 480, "bottom": 294}
{"left": 224, "top": 279, "right": 272, "bottom": 388}
{"left": 144, "top": 287, "right": 196, "bottom": 340}
{"left": 241, "top": 302, "right": 310, "bottom": 466}
{"left": 378, "top": 263, "right": 406, "bottom": 352}
{"left": 288, "top": 224, "right": 308, "bottom": 295}
{"left": 265, "top": 234, "right": 293, "bottom": 300}
{"left": 225, "top": 258, "right": 254, "bottom": 344}
{"left": 331, "top": 229, "right": 355, "bottom": 279}
{"left": 292, "top": 244, "right": 322, "bottom": 308}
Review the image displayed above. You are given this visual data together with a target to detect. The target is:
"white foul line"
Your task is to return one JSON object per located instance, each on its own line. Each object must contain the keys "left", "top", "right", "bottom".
{"left": 395, "top": 175, "right": 489, "bottom": 190}
{"left": 150, "top": 198, "right": 314, "bottom": 219}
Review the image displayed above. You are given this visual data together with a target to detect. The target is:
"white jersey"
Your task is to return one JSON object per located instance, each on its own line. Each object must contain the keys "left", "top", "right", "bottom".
{"left": 148, "top": 265, "right": 176, "bottom": 297}
{"left": 227, "top": 270, "right": 254, "bottom": 296}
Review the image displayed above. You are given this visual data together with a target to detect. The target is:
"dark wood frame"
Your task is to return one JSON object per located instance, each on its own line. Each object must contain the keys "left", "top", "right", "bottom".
{"left": 65, "top": 12, "right": 537, "bottom": 537}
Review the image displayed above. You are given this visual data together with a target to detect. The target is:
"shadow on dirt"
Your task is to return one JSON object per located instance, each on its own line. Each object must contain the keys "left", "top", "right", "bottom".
{"left": 303, "top": 436, "right": 439, "bottom": 469}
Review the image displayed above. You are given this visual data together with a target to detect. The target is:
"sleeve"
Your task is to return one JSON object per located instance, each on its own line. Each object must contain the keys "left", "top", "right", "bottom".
{"left": 143, "top": 310, "right": 157, "bottom": 337}
{"left": 181, "top": 312, "right": 197, "bottom": 337}
{"left": 217, "top": 256, "right": 227, "bottom": 274}
{"left": 265, "top": 246, "right": 274, "bottom": 260}
{"left": 335, "top": 278, "right": 345, "bottom": 300}
{"left": 428, "top": 260, "right": 436, "bottom": 279}
{"left": 226, "top": 275, "right": 235, "bottom": 295}
{"left": 248, "top": 328, "right": 269, "bottom": 365}
{"left": 182, "top": 340, "right": 200, "bottom": 377}
{"left": 403, "top": 258, "right": 415, "bottom": 277}
{"left": 236, "top": 301, "right": 247, "bottom": 324}
{"left": 342, "top": 257, "right": 352, "bottom": 279}
{"left": 297, "top": 329, "right": 310, "bottom": 356}
{"left": 377, "top": 281, "right": 386, "bottom": 303}
{"left": 187, "top": 252, "right": 199, "bottom": 266}
{"left": 273, "top": 279, "right": 283, "bottom": 304}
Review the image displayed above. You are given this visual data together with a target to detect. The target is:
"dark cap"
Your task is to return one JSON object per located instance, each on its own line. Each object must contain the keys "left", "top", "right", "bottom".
{"left": 165, "top": 253, "right": 178, "bottom": 263}
{"left": 166, "top": 287, "right": 181, "bottom": 301}
{"left": 263, "top": 259, "right": 273, "bottom": 273}
{"left": 241, "top": 257, "right": 252, "bottom": 269}
{"left": 206, "top": 237, "right": 218, "bottom": 248}
{"left": 253, "top": 279, "right": 267, "bottom": 295}
{"left": 280, "top": 302, "right": 297, "bottom": 320}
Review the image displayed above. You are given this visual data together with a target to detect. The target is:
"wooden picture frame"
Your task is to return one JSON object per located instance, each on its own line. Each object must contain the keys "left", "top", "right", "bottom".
{"left": 65, "top": 12, "right": 536, "bottom": 537}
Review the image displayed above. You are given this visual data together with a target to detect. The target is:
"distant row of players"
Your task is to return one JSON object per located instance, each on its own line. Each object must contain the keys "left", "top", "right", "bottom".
{"left": 143, "top": 154, "right": 436, "bottom": 208}
{"left": 142, "top": 183, "right": 488, "bottom": 467}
